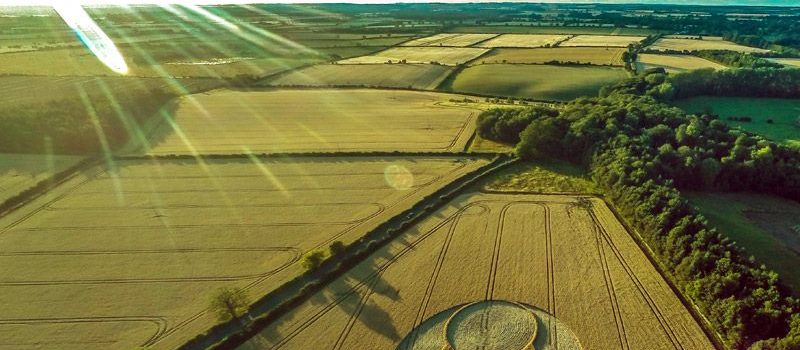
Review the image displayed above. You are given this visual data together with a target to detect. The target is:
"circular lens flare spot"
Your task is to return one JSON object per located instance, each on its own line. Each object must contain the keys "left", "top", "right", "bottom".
{"left": 384, "top": 165, "right": 414, "bottom": 190}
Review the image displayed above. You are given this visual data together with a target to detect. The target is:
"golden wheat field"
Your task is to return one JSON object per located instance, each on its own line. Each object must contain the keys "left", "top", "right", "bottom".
{"left": 646, "top": 38, "right": 770, "bottom": 53}
{"left": 264, "top": 64, "right": 454, "bottom": 90}
{"left": 559, "top": 35, "right": 645, "bottom": 47}
{"left": 475, "top": 34, "right": 571, "bottom": 48}
{"left": 636, "top": 54, "right": 727, "bottom": 73}
{"left": 475, "top": 47, "right": 626, "bottom": 66}
{"left": 400, "top": 33, "right": 499, "bottom": 47}
{"left": 338, "top": 47, "right": 489, "bottom": 65}
{"left": 238, "top": 193, "right": 714, "bottom": 350}
{"left": 0, "top": 153, "right": 83, "bottom": 203}
{"left": 0, "top": 156, "right": 489, "bottom": 350}
{"left": 144, "top": 89, "right": 480, "bottom": 155}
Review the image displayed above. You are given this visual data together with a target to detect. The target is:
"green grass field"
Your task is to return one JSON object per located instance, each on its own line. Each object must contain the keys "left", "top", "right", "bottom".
{"left": 483, "top": 159, "right": 597, "bottom": 193}
{"left": 673, "top": 97, "right": 800, "bottom": 147}
{"left": 686, "top": 192, "right": 800, "bottom": 294}
{"left": 444, "top": 64, "right": 628, "bottom": 101}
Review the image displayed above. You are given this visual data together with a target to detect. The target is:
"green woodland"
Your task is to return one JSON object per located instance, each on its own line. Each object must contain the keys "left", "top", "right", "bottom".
{"left": 477, "top": 68, "right": 800, "bottom": 349}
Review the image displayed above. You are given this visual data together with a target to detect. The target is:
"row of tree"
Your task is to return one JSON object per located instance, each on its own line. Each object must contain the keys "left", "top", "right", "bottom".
{"left": 477, "top": 70, "right": 800, "bottom": 349}
{"left": 0, "top": 87, "right": 177, "bottom": 154}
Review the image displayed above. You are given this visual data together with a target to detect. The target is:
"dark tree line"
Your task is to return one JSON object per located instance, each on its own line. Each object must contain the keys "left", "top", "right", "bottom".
{"left": 477, "top": 70, "right": 800, "bottom": 349}
{"left": 0, "top": 88, "right": 177, "bottom": 154}
{"left": 695, "top": 50, "right": 784, "bottom": 69}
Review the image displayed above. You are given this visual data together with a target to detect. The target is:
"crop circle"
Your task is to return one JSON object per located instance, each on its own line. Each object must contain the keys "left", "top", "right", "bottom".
{"left": 444, "top": 300, "right": 537, "bottom": 350}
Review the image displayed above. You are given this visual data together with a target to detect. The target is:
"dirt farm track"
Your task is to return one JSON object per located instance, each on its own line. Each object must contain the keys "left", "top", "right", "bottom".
{"left": 238, "top": 193, "right": 715, "bottom": 350}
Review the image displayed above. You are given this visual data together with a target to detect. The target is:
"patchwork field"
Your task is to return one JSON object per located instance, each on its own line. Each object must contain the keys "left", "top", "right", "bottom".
{"left": 0, "top": 47, "right": 320, "bottom": 78}
{"left": 447, "top": 26, "right": 656, "bottom": 36}
{"left": 559, "top": 35, "right": 645, "bottom": 47}
{"left": 400, "top": 33, "right": 499, "bottom": 47}
{"left": 446, "top": 64, "right": 627, "bottom": 101}
{"left": 476, "top": 47, "right": 626, "bottom": 66}
{"left": 0, "top": 153, "right": 83, "bottom": 204}
{"left": 237, "top": 193, "right": 714, "bottom": 350}
{"left": 475, "top": 34, "right": 571, "bottom": 48}
{"left": 673, "top": 96, "right": 800, "bottom": 146}
{"left": 144, "top": 89, "right": 480, "bottom": 155}
{"left": 636, "top": 54, "right": 726, "bottom": 73}
{"left": 338, "top": 47, "right": 489, "bottom": 65}
{"left": 646, "top": 38, "right": 770, "bottom": 53}
{"left": 686, "top": 192, "right": 800, "bottom": 293}
{"left": 263, "top": 64, "right": 454, "bottom": 90}
{"left": 0, "top": 156, "right": 490, "bottom": 350}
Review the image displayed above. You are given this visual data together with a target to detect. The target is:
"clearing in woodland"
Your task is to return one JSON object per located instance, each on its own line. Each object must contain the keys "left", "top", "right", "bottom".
{"left": 636, "top": 54, "right": 726, "bottom": 73}
{"left": 262, "top": 64, "right": 454, "bottom": 90}
{"left": 0, "top": 156, "right": 489, "bottom": 350}
{"left": 475, "top": 47, "right": 626, "bottom": 66}
{"left": 237, "top": 193, "right": 714, "bottom": 350}
{"left": 144, "top": 89, "right": 480, "bottom": 155}
{"left": 337, "top": 47, "right": 489, "bottom": 65}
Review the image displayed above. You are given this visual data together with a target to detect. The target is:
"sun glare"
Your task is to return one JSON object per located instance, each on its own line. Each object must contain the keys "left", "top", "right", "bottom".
{"left": 53, "top": 4, "right": 129, "bottom": 74}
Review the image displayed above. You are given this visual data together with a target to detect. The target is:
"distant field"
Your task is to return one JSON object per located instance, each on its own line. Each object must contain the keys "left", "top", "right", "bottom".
{"left": 673, "top": 96, "right": 800, "bottom": 146}
{"left": 447, "top": 25, "right": 656, "bottom": 36}
{"left": 264, "top": 63, "right": 454, "bottom": 89}
{"left": 238, "top": 193, "right": 714, "bottom": 350}
{"left": 400, "top": 33, "right": 498, "bottom": 47}
{"left": 476, "top": 47, "right": 626, "bottom": 66}
{"left": 0, "top": 153, "right": 83, "bottom": 204}
{"left": 560, "top": 35, "right": 645, "bottom": 47}
{"left": 475, "top": 34, "right": 570, "bottom": 48}
{"left": 647, "top": 38, "right": 769, "bottom": 53}
{"left": 446, "top": 64, "right": 627, "bottom": 101}
{"left": 338, "top": 47, "right": 489, "bottom": 65}
{"left": 145, "top": 89, "right": 480, "bottom": 155}
{"left": 0, "top": 75, "right": 217, "bottom": 108}
{"left": 769, "top": 58, "right": 800, "bottom": 68}
{"left": 0, "top": 156, "right": 489, "bottom": 350}
{"left": 686, "top": 192, "right": 800, "bottom": 293}
{"left": 636, "top": 54, "right": 726, "bottom": 73}
{"left": 0, "top": 47, "right": 319, "bottom": 78}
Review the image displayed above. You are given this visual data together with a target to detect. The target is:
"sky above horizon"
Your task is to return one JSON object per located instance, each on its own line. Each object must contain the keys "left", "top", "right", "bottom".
{"left": 1, "top": 0, "right": 798, "bottom": 6}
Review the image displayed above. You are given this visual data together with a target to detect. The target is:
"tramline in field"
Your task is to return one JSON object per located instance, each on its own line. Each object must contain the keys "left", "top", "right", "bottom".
{"left": 0, "top": 156, "right": 489, "bottom": 350}
{"left": 238, "top": 193, "right": 714, "bottom": 350}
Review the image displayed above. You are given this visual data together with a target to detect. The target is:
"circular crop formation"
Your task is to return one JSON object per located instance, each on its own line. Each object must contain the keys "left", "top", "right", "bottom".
{"left": 444, "top": 300, "right": 537, "bottom": 350}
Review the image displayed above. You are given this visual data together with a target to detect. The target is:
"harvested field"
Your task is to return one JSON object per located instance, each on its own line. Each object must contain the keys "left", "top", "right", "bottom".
{"left": 144, "top": 89, "right": 479, "bottom": 155}
{"left": 686, "top": 192, "right": 800, "bottom": 293}
{"left": 400, "top": 33, "right": 499, "bottom": 47}
{"left": 446, "top": 64, "right": 627, "bottom": 101}
{"left": 263, "top": 64, "right": 454, "bottom": 90}
{"left": 646, "top": 38, "right": 769, "bottom": 53}
{"left": 238, "top": 193, "right": 714, "bottom": 350}
{"left": 636, "top": 54, "right": 726, "bottom": 73}
{"left": 475, "top": 34, "right": 571, "bottom": 48}
{"left": 769, "top": 58, "right": 800, "bottom": 68}
{"left": 447, "top": 26, "right": 656, "bottom": 36}
{"left": 559, "top": 35, "right": 645, "bottom": 47}
{"left": 0, "top": 156, "right": 489, "bottom": 350}
{"left": 476, "top": 47, "right": 626, "bottom": 66}
{"left": 0, "top": 153, "right": 83, "bottom": 204}
{"left": 338, "top": 47, "right": 489, "bottom": 65}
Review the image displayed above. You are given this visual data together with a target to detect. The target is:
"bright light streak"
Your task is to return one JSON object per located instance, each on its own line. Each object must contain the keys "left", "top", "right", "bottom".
{"left": 53, "top": 4, "right": 129, "bottom": 74}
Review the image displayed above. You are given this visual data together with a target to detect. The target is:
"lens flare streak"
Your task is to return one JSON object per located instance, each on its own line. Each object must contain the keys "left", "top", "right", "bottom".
{"left": 53, "top": 4, "right": 129, "bottom": 75}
